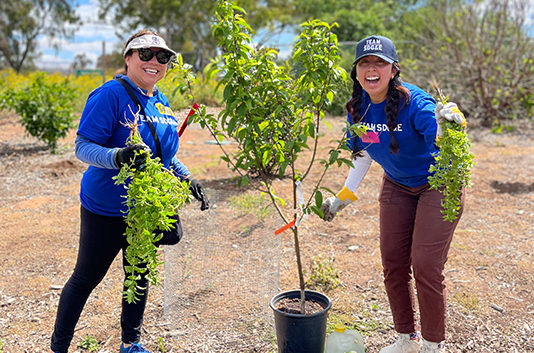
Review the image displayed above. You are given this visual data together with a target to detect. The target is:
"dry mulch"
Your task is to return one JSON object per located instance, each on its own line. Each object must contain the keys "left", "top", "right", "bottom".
{"left": 0, "top": 108, "right": 533, "bottom": 352}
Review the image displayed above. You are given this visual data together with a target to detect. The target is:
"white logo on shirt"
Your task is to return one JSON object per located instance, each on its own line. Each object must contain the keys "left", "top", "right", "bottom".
{"left": 362, "top": 122, "right": 402, "bottom": 132}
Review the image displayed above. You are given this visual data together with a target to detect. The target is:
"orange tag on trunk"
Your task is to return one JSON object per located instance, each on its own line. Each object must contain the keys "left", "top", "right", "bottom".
{"left": 274, "top": 219, "right": 296, "bottom": 235}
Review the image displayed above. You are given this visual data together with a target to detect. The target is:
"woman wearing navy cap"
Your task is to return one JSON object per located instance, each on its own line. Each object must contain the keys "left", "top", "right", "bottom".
{"left": 321, "top": 35, "right": 467, "bottom": 353}
{"left": 49, "top": 29, "right": 209, "bottom": 353}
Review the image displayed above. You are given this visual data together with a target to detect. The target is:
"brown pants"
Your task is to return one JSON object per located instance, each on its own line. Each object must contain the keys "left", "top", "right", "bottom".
{"left": 379, "top": 175, "right": 465, "bottom": 343}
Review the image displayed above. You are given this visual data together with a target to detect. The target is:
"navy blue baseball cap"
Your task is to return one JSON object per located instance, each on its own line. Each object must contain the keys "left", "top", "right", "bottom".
{"left": 354, "top": 35, "right": 398, "bottom": 64}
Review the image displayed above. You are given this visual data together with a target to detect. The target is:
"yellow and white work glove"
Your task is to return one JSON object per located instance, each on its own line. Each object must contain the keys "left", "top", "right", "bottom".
{"left": 321, "top": 187, "right": 357, "bottom": 222}
{"left": 435, "top": 102, "right": 466, "bottom": 137}
{"left": 321, "top": 152, "right": 372, "bottom": 222}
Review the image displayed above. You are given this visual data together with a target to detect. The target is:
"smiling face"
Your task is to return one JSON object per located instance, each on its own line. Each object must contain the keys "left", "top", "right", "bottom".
{"left": 356, "top": 55, "right": 398, "bottom": 103}
{"left": 125, "top": 47, "right": 168, "bottom": 95}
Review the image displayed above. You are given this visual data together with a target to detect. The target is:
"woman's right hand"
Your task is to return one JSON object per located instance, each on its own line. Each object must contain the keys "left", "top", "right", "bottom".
{"left": 321, "top": 186, "right": 357, "bottom": 222}
{"left": 114, "top": 144, "right": 149, "bottom": 169}
{"left": 321, "top": 196, "right": 349, "bottom": 222}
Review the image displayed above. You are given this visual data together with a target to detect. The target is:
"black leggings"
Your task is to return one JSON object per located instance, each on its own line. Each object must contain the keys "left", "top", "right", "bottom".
{"left": 51, "top": 206, "right": 149, "bottom": 353}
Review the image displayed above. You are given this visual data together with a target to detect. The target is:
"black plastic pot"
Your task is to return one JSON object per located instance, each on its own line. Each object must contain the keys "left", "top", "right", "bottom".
{"left": 270, "top": 289, "right": 332, "bottom": 353}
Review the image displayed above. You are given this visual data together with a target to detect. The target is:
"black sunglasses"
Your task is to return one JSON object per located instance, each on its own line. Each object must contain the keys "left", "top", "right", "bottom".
{"left": 136, "top": 48, "right": 174, "bottom": 65}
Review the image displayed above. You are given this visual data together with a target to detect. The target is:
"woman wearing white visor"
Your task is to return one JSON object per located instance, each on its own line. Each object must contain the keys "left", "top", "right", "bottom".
{"left": 50, "top": 29, "right": 208, "bottom": 353}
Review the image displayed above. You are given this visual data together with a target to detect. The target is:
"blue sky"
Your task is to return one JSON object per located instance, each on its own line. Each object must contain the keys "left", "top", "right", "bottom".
{"left": 35, "top": 0, "right": 122, "bottom": 71}
{"left": 34, "top": 0, "right": 534, "bottom": 71}
{"left": 34, "top": 0, "right": 296, "bottom": 71}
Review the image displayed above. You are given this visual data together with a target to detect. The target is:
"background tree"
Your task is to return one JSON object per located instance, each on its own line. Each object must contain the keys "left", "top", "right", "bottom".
{"left": 0, "top": 0, "right": 79, "bottom": 72}
{"left": 291, "top": 0, "right": 418, "bottom": 43}
{"left": 291, "top": 0, "right": 534, "bottom": 125}
{"left": 70, "top": 52, "right": 91, "bottom": 71}
{"left": 97, "top": 0, "right": 293, "bottom": 71}
{"left": 398, "top": 0, "right": 534, "bottom": 128}
{"left": 96, "top": 50, "right": 125, "bottom": 74}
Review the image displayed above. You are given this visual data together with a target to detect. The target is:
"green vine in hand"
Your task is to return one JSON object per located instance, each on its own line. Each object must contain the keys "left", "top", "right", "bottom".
{"left": 113, "top": 110, "right": 191, "bottom": 303}
{"left": 428, "top": 89, "right": 474, "bottom": 222}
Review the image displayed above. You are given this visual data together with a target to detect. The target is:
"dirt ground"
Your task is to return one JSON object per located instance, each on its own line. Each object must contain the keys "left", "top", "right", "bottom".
{"left": 0, "top": 107, "right": 533, "bottom": 353}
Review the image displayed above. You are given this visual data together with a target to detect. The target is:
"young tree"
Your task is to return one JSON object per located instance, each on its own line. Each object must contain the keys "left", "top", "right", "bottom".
{"left": 176, "top": 0, "right": 366, "bottom": 313}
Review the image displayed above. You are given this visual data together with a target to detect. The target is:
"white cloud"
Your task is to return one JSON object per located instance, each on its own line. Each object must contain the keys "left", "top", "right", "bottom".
{"left": 34, "top": 54, "right": 72, "bottom": 71}
{"left": 35, "top": 0, "right": 121, "bottom": 71}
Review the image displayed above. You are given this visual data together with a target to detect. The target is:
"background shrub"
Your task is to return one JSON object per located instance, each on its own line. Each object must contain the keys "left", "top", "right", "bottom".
{"left": 1, "top": 72, "right": 78, "bottom": 152}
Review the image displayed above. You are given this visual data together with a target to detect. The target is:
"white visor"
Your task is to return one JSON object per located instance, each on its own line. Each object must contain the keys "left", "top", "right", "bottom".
{"left": 123, "top": 34, "right": 176, "bottom": 57}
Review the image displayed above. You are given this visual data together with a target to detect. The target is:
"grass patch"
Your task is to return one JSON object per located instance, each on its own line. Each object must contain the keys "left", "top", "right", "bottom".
{"left": 451, "top": 242, "right": 473, "bottom": 251}
{"left": 305, "top": 254, "right": 340, "bottom": 292}
{"left": 186, "top": 158, "right": 221, "bottom": 176}
{"left": 327, "top": 309, "right": 392, "bottom": 337}
{"left": 452, "top": 291, "right": 480, "bottom": 314}
{"left": 480, "top": 248, "right": 497, "bottom": 257}
{"left": 228, "top": 193, "right": 271, "bottom": 221}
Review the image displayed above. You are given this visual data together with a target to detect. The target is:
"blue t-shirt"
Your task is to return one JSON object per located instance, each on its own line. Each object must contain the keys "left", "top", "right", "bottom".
{"left": 78, "top": 75, "right": 189, "bottom": 216}
{"left": 347, "top": 82, "right": 438, "bottom": 187}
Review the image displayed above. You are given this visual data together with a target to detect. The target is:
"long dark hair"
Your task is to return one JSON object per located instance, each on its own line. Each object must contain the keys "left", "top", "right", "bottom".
{"left": 345, "top": 62, "right": 410, "bottom": 155}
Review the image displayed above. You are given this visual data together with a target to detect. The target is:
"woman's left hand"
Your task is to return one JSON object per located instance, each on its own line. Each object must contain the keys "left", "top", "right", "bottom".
{"left": 189, "top": 179, "right": 209, "bottom": 211}
{"left": 435, "top": 102, "right": 467, "bottom": 127}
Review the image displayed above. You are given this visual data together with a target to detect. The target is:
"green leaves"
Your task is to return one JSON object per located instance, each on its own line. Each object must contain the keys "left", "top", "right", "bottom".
{"left": 113, "top": 120, "right": 191, "bottom": 303}
{"left": 428, "top": 94, "right": 474, "bottom": 222}
{"left": 200, "top": 1, "right": 348, "bottom": 182}
{"left": 77, "top": 335, "right": 99, "bottom": 352}
{"left": 191, "top": 0, "right": 369, "bottom": 222}
{"left": 1, "top": 73, "right": 77, "bottom": 153}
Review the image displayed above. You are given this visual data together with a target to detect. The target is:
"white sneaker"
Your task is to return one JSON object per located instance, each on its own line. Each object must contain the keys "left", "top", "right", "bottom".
{"left": 419, "top": 339, "right": 445, "bottom": 352}
{"left": 379, "top": 333, "right": 422, "bottom": 353}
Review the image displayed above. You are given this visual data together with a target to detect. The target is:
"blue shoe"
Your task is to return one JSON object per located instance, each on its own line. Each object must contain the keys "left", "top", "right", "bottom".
{"left": 120, "top": 342, "right": 152, "bottom": 353}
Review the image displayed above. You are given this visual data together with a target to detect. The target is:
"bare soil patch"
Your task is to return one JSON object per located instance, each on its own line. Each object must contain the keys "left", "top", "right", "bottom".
{"left": 0, "top": 108, "right": 533, "bottom": 352}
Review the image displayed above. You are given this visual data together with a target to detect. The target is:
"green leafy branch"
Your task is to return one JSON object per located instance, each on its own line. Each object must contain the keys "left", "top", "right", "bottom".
{"left": 428, "top": 89, "right": 474, "bottom": 222}
{"left": 113, "top": 109, "right": 191, "bottom": 303}
{"left": 169, "top": 55, "right": 238, "bottom": 177}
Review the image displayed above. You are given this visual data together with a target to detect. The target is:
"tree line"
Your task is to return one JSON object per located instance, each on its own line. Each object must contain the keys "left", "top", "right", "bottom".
{"left": 1, "top": 0, "right": 533, "bottom": 126}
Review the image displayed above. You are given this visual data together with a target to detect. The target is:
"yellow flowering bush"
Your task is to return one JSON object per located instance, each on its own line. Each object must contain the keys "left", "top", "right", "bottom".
{"left": 0, "top": 69, "right": 102, "bottom": 114}
{"left": 159, "top": 68, "right": 223, "bottom": 111}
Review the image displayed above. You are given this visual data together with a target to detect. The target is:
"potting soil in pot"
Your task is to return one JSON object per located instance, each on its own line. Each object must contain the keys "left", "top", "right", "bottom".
{"left": 275, "top": 297, "right": 325, "bottom": 315}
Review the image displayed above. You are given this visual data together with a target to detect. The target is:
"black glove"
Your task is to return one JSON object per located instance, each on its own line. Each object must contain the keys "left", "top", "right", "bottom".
{"left": 189, "top": 178, "right": 209, "bottom": 211}
{"left": 115, "top": 144, "right": 149, "bottom": 170}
